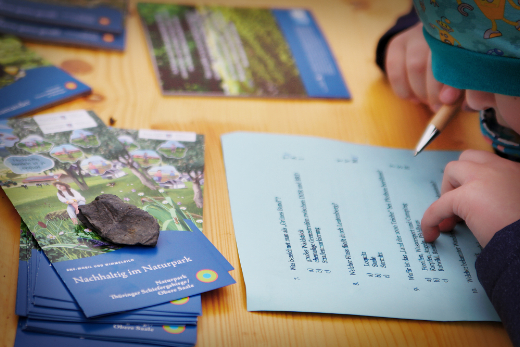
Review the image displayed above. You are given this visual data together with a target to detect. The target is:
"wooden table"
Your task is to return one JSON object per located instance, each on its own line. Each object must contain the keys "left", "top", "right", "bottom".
{"left": 0, "top": 0, "right": 512, "bottom": 346}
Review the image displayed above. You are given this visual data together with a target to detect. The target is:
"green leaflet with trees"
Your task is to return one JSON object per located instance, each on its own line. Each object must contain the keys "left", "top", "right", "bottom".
{"left": 138, "top": 3, "right": 306, "bottom": 97}
{"left": 1, "top": 111, "right": 204, "bottom": 262}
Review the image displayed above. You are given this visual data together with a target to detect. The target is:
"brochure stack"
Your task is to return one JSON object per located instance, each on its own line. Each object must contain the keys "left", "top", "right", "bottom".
{"left": 0, "top": 110, "right": 236, "bottom": 346}
{"left": 0, "top": 0, "right": 127, "bottom": 50}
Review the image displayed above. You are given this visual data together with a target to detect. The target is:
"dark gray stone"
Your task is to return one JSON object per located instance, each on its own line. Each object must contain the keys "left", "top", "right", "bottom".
{"left": 77, "top": 194, "right": 160, "bottom": 247}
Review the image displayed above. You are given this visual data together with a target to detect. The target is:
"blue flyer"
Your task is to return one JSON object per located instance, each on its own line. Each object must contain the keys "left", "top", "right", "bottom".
{"left": 0, "top": 0, "right": 126, "bottom": 34}
{"left": 32, "top": 249, "right": 203, "bottom": 317}
{"left": 52, "top": 229, "right": 234, "bottom": 317}
{"left": 0, "top": 35, "right": 91, "bottom": 119}
{"left": 0, "top": 16, "right": 126, "bottom": 51}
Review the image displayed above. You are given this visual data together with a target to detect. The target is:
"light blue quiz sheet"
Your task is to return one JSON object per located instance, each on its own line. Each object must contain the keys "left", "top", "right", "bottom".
{"left": 222, "top": 132, "right": 500, "bottom": 322}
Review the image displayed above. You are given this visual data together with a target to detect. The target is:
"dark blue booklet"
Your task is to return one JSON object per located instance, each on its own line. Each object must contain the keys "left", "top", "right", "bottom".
{"left": 31, "top": 224, "right": 223, "bottom": 317}
{"left": 24, "top": 319, "right": 197, "bottom": 346}
{"left": 52, "top": 229, "right": 235, "bottom": 317}
{"left": 19, "top": 221, "right": 231, "bottom": 320}
{"left": 29, "top": 220, "right": 228, "bottom": 319}
{"left": 15, "top": 318, "right": 194, "bottom": 347}
{"left": 0, "top": 35, "right": 91, "bottom": 119}
{"left": 0, "top": 16, "right": 126, "bottom": 50}
{"left": 0, "top": 0, "right": 127, "bottom": 34}
{"left": 29, "top": 247, "right": 202, "bottom": 324}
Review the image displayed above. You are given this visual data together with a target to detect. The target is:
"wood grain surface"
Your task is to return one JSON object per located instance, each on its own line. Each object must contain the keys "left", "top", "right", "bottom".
{"left": 0, "top": 0, "right": 511, "bottom": 346}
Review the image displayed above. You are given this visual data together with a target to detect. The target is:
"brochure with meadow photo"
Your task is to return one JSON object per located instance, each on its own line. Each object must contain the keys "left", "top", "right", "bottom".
{"left": 138, "top": 3, "right": 350, "bottom": 99}
{"left": 1, "top": 110, "right": 235, "bottom": 317}
{"left": 0, "top": 34, "right": 91, "bottom": 119}
{"left": 107, "top": 127, "right": 205, "bottom": 232}
{"left": 0, "top": 0, "right": 127, "bottom": 34}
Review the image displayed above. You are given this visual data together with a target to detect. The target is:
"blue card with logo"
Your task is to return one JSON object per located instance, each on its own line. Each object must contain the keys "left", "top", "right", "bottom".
{"left": 52, "top": 230, "right": 235, "bottom": 317}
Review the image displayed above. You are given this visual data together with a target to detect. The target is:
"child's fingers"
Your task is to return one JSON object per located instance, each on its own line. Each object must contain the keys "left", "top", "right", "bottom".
{"left": 421, "top": 188, "right": 468, "bottom": 242}
{"left": 425, "top": 53, "right": 444, "bottom": 111}
{"left": 438, "top": 216, "right": 461, "bottom": 232}
{"left": 386, "top": 36, "right": 412, "bottom": 100}
{"left": 438, "top": 85, "right": 462, "bottom": 105}
{"left": 404, "top": 33, "right": 430, "bottom": 103}
{"left": 440, "top": 160, "right": 480, "bottom": 195}
{"left": 422, "top": 224, "right": 440, "bottom": 243}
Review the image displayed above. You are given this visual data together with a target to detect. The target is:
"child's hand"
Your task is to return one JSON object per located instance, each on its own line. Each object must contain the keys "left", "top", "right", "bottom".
{"left": 385, "top": 22, "right": 462, "bottom": 112}
{"left": 422, "top": 150, "right": 520, "bottom": 247}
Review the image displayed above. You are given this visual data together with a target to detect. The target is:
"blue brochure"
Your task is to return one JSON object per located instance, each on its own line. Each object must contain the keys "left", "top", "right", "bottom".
{"left": 15, "top": 318, "right": 192, "bottom": 347}
{"left": 33, "top": 250, "right": 203, "bottom": 317}
{"left": 24, "top": 319, "right": 197, "bottom": 346}
{"left": 0, "top": 0, "right": 126, "bottom": 34}
{"left": 0, "top": 16, "right": 126, "bottom": 50}
{"left": 271, "top": 9, "right": 350, "bottom": 98}
{"left": 138, "top": 3, "right": 350, "bottom": 99}
{"left": 0, "top": 35, "right": 91, "bottom": 119}
{"left": 53, "top": 230, "right": 235, "bottom": 317}
{"left": 222, "top": 132, "right": 500, "bottom": 322}
{"left": 31, "top": 221, "right": 227, "bottom": 317}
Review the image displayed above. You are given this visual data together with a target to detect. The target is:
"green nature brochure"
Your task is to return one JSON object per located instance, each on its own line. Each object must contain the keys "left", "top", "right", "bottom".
{"left": 1, "top": 110, "right": 235, "bottom": 317}
{"left": 0, "top": 109, "right": 204, "bottom": 264}
{"left": 138, "top": 3, "right": 350, "bottom": 99}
